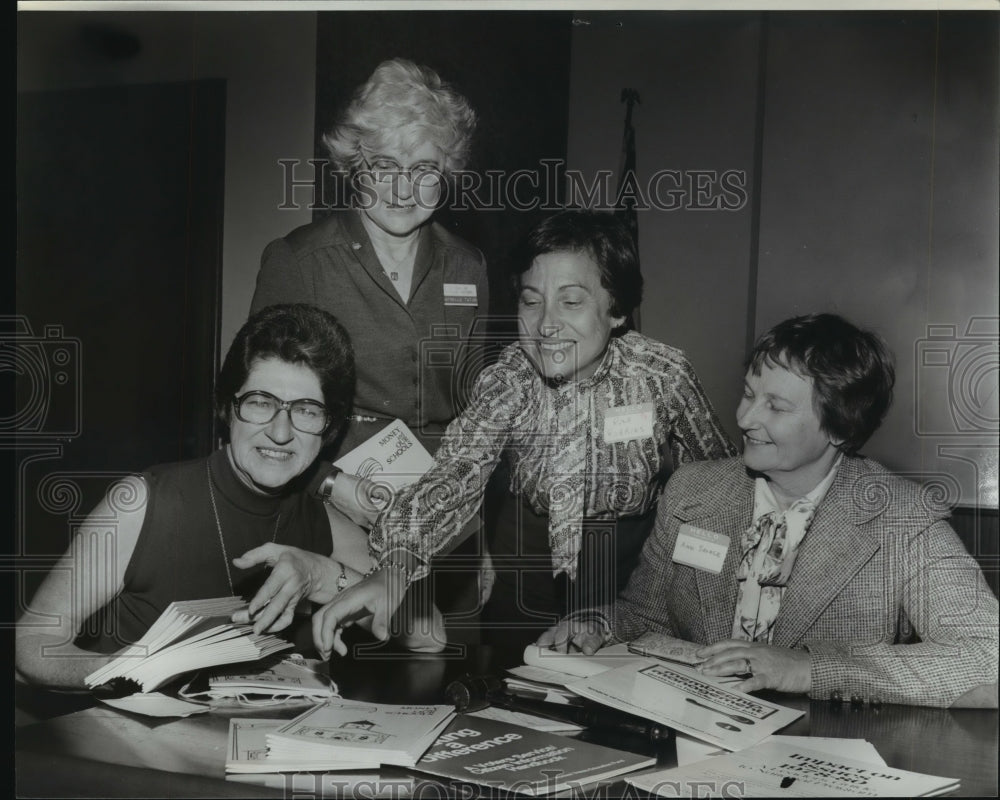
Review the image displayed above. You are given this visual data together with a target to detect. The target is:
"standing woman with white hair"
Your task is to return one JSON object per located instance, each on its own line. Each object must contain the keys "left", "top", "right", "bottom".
{"left": 251, "top": 59, "right": 488, "bottom": 469}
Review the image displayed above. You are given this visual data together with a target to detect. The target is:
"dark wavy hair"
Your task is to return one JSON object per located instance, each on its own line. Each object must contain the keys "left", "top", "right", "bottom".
{"left": 510, "top": 210, "right": 644, "bottom": 334}
{"left": 217, "top": 304, "right": 355, "bottom": 443}
{"left": 747, "top": 313, "right": 895, "bottom": 455}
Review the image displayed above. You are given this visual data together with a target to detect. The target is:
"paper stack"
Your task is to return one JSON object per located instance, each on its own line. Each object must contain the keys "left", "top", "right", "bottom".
{"left": 84, "top": 597, "right": 292, "bottom": 693}
{"left": 266, "top": 699, "right": 456, "bottom": 769}
{"left": 626, "top": 738, "right": 959, "bottom": 797}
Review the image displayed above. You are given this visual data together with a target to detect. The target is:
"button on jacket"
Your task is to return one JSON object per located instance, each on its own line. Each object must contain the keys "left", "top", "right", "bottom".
{"left": 250, "top": 210, "right": 489, "bottom": 458}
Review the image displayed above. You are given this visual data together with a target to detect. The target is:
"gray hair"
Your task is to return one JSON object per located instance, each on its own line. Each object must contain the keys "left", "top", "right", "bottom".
{"left": 323, "top": 58, "right": 477, "bottom": 176}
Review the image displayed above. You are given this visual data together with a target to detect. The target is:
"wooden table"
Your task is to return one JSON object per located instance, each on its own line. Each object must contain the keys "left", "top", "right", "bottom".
{"left": 16, "top": 643, "right": 998, "bottom": 797}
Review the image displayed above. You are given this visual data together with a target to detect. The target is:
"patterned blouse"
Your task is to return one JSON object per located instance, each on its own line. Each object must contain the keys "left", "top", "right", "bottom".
{"left": 371, "top": 331, "right": 737, "bottom": 580}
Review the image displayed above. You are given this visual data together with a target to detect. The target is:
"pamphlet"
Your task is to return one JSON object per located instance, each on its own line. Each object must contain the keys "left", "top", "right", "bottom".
{"left": 266, "top": 700, "right": 456, "bottom": 768}
{"left": 521, "top": 642, "right": 640, "bottom": 679}
{"left": 626, "top": 739, "right": 959, "bottom": 797}
{"left": 333, "top": 418, "right": 434, "bottom": 490}
{"left": 415, "top": 713, "right": 656, "bottom": 796}
{"left": 567, "top": 659, "right": 803, "bottom": 751}
{"left": 226, "top": 718, "right": 377, "bottom": 774}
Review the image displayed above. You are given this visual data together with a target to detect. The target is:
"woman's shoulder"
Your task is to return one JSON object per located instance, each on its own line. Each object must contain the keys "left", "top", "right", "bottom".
{"left": 835, "top": 456, "right": 954, "bottom": 527}
{"left": 427, "top": 222, "right": 487, "bottom": 267}
{"left": 267, "top": 211, "right": 354, "bottom": 260}
{"left": 614, "top": 331, "right": 695, "bottom": 376}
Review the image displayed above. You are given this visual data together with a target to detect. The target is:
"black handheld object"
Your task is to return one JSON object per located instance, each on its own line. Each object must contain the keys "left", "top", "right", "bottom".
{"left": 445, "top": 673, "right": 672, "bottom": 744}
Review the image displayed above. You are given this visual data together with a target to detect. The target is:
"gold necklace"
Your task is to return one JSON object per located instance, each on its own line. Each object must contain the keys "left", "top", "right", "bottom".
{"left": 207, "top": 461, "right": 280, "bottom": 595}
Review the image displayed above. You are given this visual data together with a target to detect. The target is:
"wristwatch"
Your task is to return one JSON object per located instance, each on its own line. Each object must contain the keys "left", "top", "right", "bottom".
{"left": 335, "top": 562, "right": 348, "bottom": 593}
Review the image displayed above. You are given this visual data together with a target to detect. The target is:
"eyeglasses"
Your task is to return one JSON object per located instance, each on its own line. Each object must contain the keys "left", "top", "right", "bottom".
{"left": 233, "top": 391, "right": 331, "bottom": 435}
{"left": 359, "top": 155, "right": 443, "bottom": 186}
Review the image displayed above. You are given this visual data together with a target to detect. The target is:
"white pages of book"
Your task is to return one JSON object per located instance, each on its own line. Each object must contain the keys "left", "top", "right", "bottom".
{"left": 84, "top": 597, "right": 292, "bottom": 693}
{"left": 626, "top": 739, "right": 959, "bottom": 797}
{"left": 266, "top": 700, "right": 456, "bottom": 769}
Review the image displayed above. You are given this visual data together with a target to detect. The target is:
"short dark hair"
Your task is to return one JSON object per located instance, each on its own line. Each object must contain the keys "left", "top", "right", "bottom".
{"left": 747, "top": 313, "right": 895, "bottom": 455}
{"left": 511, "top": 210, "right": 643, "bottom": 334}
{"left": 217, "top": 304, "right": 355, "bottom": 442}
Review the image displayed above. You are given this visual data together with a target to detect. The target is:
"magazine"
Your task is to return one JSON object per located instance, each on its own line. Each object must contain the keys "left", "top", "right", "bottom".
{"left": 84, "top": 597, "right": 292, "bottom": 694}
{"left": 627, "top": 631, "right": 705, "bottom": 666}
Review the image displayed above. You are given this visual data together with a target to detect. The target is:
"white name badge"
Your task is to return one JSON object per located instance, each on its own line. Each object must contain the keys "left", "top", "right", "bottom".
{"left": 443, "top": 283, "right": 478, "bottom": 306}
{"left": 603, "top": 402, "right": 655, "bottom": 444}
{"left": 672, "top": 524, "right": 730, "bottom": 574}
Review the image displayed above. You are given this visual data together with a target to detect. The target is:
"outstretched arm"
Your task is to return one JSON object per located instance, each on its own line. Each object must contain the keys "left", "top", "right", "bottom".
{"left": 15, "top": 476, "right": 147, "bottom": 690}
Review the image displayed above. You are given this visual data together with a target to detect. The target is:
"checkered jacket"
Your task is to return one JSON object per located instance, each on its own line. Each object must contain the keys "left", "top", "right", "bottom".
{"left": 605, "top": 456, "right": 999, "bottom": 707}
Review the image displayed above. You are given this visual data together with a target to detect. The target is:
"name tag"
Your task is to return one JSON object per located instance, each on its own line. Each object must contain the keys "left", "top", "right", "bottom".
{"left": 672, "top": 524, "right": 730, "bottom": 574}
{"left": 443, "top": 283, "right": 478, "bottom": 306}
{"left": 603, "top": 402, "right": 654, "bottom": 444}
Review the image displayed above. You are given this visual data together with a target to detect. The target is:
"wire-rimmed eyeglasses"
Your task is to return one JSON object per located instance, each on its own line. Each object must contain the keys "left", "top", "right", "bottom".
{"left": 232, "top": 391, "right": 331, "bottom": 435}
{"left": 359, "top": 155, "right": 443, "bottom": 186}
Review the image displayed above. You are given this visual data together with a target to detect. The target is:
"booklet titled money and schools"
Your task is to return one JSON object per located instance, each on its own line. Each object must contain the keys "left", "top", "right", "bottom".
{"left": 333, "top": 418, "right": 434, "bottom": 490}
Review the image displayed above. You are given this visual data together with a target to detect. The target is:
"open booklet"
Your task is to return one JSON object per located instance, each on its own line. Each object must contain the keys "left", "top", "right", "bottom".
{"left": 179, "top": 653, "right": 337, "bottom": 706}
{"left": 84, "top": 597, "right": 292, "bottom": 694}
{"left": 333, "top": 418, "right": 434, "bottom": 490}
{"left": 626, "top": 738, "right": 959, "bottom": 797}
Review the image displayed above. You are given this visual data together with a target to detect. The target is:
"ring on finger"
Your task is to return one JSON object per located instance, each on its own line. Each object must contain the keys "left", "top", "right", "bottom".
{"left": 743, "top": 657, "right": 753, "bottom": 677}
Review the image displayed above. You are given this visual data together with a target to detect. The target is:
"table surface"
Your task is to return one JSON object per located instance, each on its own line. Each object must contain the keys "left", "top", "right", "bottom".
{"left": 16, "top": 643, "right": 999, "bottom": 798}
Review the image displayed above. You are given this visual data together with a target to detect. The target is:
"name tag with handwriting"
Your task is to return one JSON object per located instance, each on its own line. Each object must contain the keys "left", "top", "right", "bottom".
{"left": 672, "top": 524, "right": 730, "bottom": 574}
{"left": 443, "top": 283, "right": 478, "bottom": 306}
{"left": 603, "top": 402, "right": 654, "bottom": 444}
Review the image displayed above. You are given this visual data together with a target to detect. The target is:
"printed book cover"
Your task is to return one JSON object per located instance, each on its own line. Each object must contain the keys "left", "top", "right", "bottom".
{"left": 333, "top": 418, "right": 433, "bottom": 490}
{"left": 266, "top": 700, "right": 455, "bottom": 768}
{"left": 414, "top": 713, "right": 656, "bottom": 796}
{"left": 226, "top": 718, "right": 378, "bottom": 774}
{"left": 626, "top": 739, "right": 959, "bottom": 797}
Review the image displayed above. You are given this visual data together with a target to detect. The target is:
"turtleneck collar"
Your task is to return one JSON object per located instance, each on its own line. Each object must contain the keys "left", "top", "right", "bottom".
{"left": 208, "top": 447, "right": 285, "bottom": 518}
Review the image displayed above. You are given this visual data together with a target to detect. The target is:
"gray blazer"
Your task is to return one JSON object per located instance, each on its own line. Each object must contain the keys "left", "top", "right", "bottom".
{"left": 607, "top": 456, "right": 999, "bottom": 707}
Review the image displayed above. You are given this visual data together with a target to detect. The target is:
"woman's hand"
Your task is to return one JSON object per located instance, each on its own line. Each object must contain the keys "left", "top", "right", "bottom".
{"left": 326, "top": 472, "right": 391, "bottom": 529}
{"left": 478, "top": 549, "right": 496, "bottom": 606}
{"left": 312, "top": 567, "right": 409, "bottom": 659}
{"left": 697, "top": 640, "right": 812, "bottom": 694}
{"left": 232, "top": 543, "right": 344, "bottom": 634}
{"left": 535, "top": 617, "right": 609, "bottom": 655}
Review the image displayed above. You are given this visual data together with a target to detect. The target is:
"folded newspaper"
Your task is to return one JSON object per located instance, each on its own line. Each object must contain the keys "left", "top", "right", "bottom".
{"left": 84, "top": 597, "right": 292, "bottom": 694}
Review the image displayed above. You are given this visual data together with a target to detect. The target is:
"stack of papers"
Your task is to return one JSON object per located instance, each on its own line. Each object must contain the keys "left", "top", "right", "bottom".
{"left": 84, "top": 597, "right": 292, "bottom": 693}
{"left": 265, "top": 700, "right": 456, "bottom": 769}
{"left": 227, "top": 718, "right": 378, "bottom": 774}
{"left": 627, "top": 739, "right": 959, "bottom": 797}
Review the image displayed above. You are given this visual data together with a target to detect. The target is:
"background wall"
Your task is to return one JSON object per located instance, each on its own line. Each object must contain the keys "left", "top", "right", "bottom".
{"left": 17, "top": 11, "right": 319, "bottom": 356}
{"left": 566, "top": 11, "right": 998, "bottom": 510}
